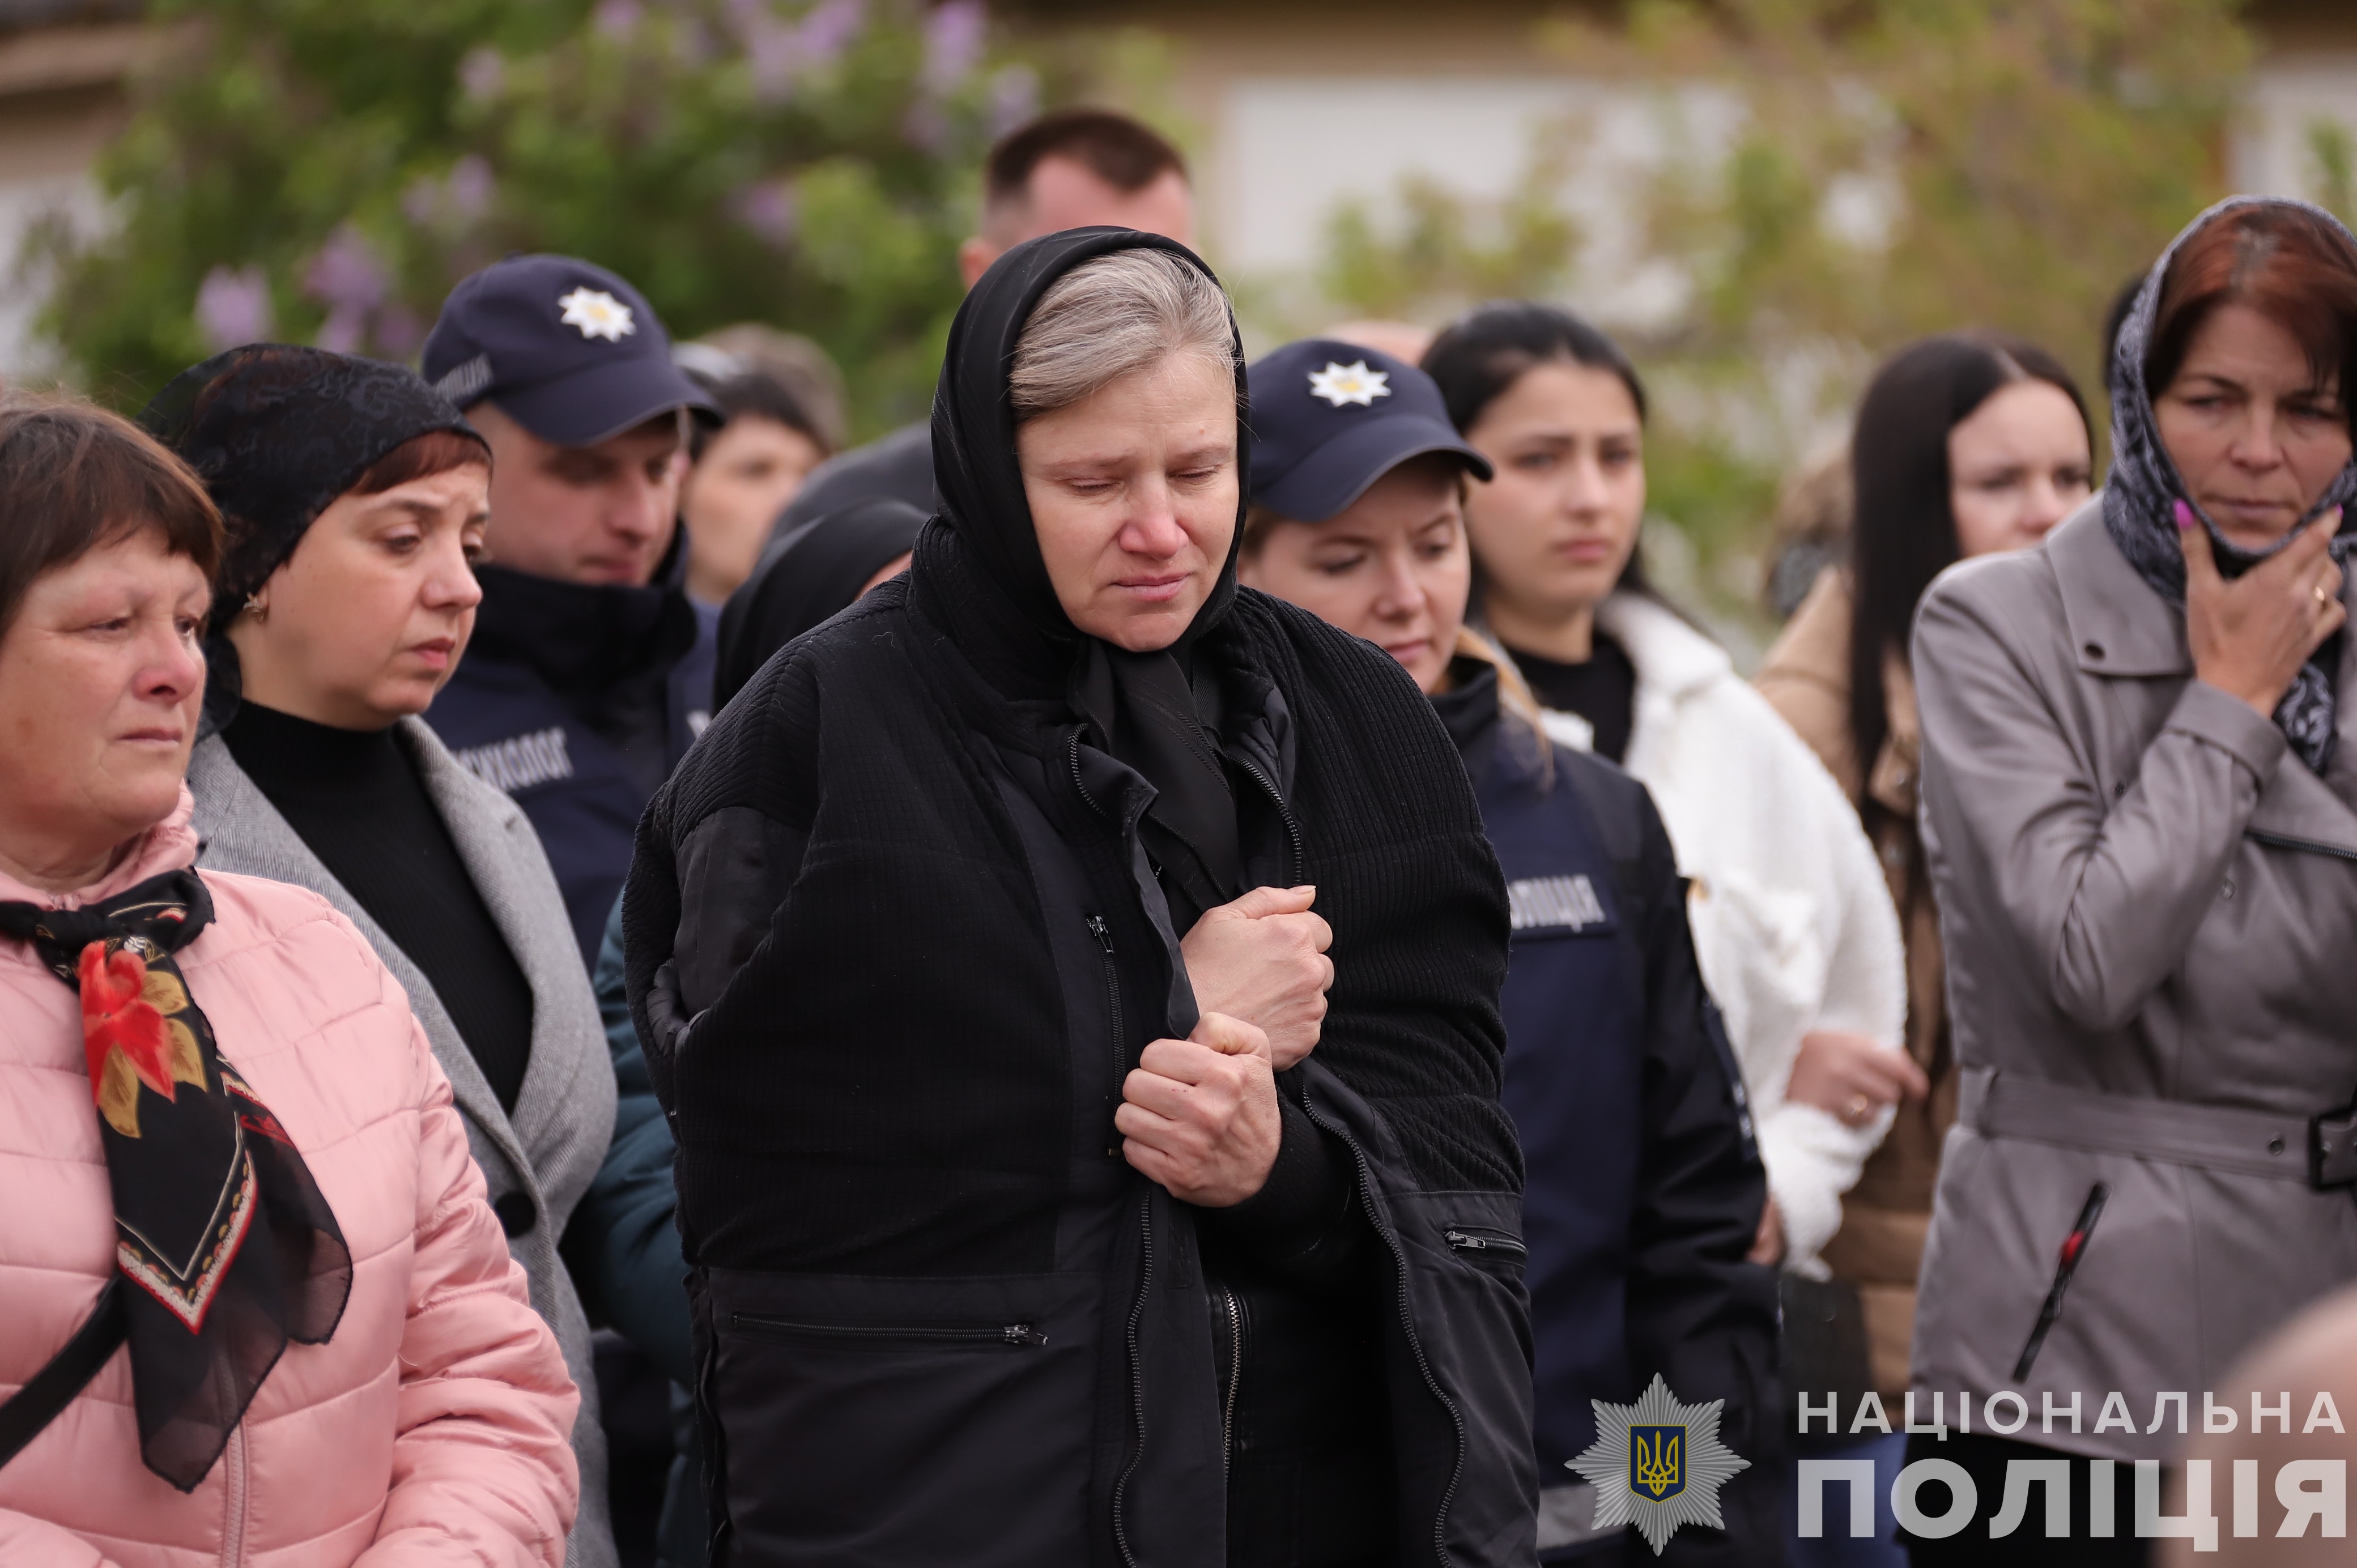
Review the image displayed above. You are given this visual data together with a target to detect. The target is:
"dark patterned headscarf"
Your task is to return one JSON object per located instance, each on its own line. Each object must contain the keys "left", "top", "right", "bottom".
{"left": 140, "top": 346, "right": 486, "bottom": 728}
{"left": 2104, "top": 196, "right": 2357, "bottom": 773}
{"left": 142, "top": 345, "right": 485, "bottom": 607}
{"left": 0, "top": 870, "right": 350, "bottom": 1490}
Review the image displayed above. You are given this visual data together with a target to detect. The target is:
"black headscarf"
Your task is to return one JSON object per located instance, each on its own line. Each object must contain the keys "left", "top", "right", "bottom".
{"left": 2104, "top": 197, "right": 2357, "bottom": 773}
{"left": 714, "top": 498, "right": 925, "bottom": 708}
{"left": 140, "top": 345, "right": 486, "bottom": 727}
{"left": 924, "top": 227, "right": 1251, "bottom": 922}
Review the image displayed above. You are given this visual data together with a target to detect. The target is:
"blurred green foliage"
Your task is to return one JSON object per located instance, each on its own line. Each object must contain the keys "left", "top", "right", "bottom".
{"left": 2311, "top": 120, "right": 2356, "bottom": 227}
{"left": 1314, "top": 0, "right": 2253, "bottom": 630}
{"left": 35, "top": 0, "right": 1070, "bottom": 434}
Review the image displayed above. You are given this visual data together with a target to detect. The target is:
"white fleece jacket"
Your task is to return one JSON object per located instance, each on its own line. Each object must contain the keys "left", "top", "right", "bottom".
{"left": 1524, "top": 591, "right": 1908, "bottom": 1275}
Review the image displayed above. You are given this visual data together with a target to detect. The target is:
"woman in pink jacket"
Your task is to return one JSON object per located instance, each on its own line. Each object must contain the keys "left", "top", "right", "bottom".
{"left": 0, "top": 395, "right": 581, "bottom": 1564}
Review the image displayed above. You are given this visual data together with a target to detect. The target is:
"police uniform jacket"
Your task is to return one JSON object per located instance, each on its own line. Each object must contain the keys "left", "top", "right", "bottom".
{"left": 1436, "top": 661, "right": 1780, "bottom": 1563}
{"left": 426, "top": 542, "right": 714, "bottom": 968}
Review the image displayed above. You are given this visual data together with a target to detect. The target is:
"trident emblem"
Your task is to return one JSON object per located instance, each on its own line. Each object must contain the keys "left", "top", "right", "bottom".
{"left": 1630, "top": 1425, "right": 1686, "bottom": 1501}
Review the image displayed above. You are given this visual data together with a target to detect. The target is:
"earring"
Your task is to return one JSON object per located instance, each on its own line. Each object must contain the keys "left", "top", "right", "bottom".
{"left": 242, "top": 594, "right": 267, "bottom": 624}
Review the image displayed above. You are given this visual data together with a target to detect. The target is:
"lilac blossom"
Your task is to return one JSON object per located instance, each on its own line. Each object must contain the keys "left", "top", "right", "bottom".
{"left": 194, "top": 265, "right": 272, "bottom": 351}
{"left": 458, "top": 46, "right": 505, "bottom": 100}
{"left": 902, "top": 97, "right": 950, "bottom": 155}
{"left": 402, "top": 156, "right": 495, "bottom": 230}
{"left": 920, "top": 0, "right": 984, "bottom": 95}
{"left": 314, "top": 306, "right": 367, "bottom": 355}
{"left": 304, "top": 226, "right": 391, "bottom": 355}
{"left": 734, "top": 0, "right": 866, "bottom": 101}
{"left": 401, "top": 174, "right": 440, "bottom": 227}
{"left": 304, "top": 225, "right": 390, "bottom": 314}
{"left": 446, "top": 155, "right": 495, "bottom": 218}
{"left": 731, "top": 179, "right": 798, "bottom": 246}
{"left": 594, "top": 0, "right": 643, "bottom": 38}
{"left": 988, "top": 63, "right": 1036, "bottom": 138}
{"left": 373, "top": 304, "right": 425, "bottom": 360}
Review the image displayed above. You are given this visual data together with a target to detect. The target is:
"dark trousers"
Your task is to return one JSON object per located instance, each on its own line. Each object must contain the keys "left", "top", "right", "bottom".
{"left": 1899, "top": 1432, "right": 2150, "bottom": 1567}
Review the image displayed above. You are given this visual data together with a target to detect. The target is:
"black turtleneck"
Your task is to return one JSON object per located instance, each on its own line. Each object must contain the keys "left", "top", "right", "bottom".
{"left": 223, "top": 701, "right": 536, "bottom": 1112}
{"left": 1501, "top": 632, "right": 1635, "bottom": 762}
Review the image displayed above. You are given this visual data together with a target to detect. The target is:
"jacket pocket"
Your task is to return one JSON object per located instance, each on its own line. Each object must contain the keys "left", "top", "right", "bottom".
{"left": 705, "top": 1270, "right": 1097, "bottom": 1567}
{"left": 731, "top": 1313, "right": 1048, "bottom": 1348}
{"left": 1443, "top": 1224, "right": 1530, "bottom": 1282}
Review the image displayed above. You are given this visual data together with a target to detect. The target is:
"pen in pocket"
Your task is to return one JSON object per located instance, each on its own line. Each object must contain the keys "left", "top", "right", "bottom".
{"left": 2013, "top": 1182, "right": 2109, "bottom": 1383}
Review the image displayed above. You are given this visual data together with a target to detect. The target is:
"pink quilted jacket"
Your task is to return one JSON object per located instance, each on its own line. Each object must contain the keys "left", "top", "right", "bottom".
{"left": 0, "top": 791, "right": 581, "bottom": 1566}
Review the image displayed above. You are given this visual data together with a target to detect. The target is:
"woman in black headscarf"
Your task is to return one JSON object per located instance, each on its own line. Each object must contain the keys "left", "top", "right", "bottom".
{"left": 147, "top": 344, "right": 650, "bottom": 1567}
{"left": 624, "top": 230, "right": 1531, "bottom": 1567}
{"left": 711, "top": 497, "right": 924, "bottom": 708}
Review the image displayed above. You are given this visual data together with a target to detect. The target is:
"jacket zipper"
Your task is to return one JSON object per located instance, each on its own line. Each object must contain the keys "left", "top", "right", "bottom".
{"left": 220, "top": 1425, "right": 248, "bottom": 1567}
{"left": 1232, "top": 755, "right": 1306, "bottom": 886}
{"left": 1304, "top": 1098, "right": 1465, "bottom": 1566}
{"left": 1217, "top": 1282, "right": 1244, "bottom": 1472}
{"left": 1067, "top": 728, "right": 1100, "bottom": 817}
{"left": 1109, "top": 1192, "right": 1152, "bottom": 1568}
{"left": 1444, "top": 1228, "right": 1529, "bottom": 1261}
{"left": 1088, "top": 914, "right": 1126, "bottom": 1158}
{"left": 2247, "top": 828, "right": 2357, "bottom": 863}
{"left": 730, "top": 1314, "right": 1046, "bottom": 1347}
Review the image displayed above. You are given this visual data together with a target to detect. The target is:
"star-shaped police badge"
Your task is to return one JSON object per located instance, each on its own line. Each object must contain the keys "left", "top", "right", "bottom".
{"left": 1306, "top": 360, "right": 1390, "bottom": 407}
{"left": 558, "top": 287, "right": 636, "bottom": 343}
{"left": 1570, "top": 1374, "right": 1750, "bottom": 1555}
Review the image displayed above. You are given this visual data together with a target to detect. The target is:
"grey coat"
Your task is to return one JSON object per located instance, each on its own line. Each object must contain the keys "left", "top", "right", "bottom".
{"left": 1908, "top": 499, "right": 2357, "bottom": 1461}
{"left": 189, "top": 720, "right": 619, "bottom": 1565}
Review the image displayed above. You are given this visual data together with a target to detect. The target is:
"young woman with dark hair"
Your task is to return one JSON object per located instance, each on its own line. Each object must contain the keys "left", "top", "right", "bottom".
{"left": 1756, "top": 332, "right": 2093, "bottom": 1564}
{"left": 1903, "top": 197, "right": 2357, "bottom": 1565}
{"left": 1424, "top": 302, "right": 1908, "bottom": 1290}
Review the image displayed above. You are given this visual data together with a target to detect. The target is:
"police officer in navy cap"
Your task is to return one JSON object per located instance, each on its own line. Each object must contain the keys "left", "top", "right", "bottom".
{"left": 1239, "top": 337, "right": 1782, "bottom": 1565}
{"left": 421, "top": 255, "right": 721, "bottom": 966}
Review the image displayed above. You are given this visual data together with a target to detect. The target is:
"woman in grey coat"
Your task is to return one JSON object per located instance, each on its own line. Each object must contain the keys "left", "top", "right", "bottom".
{"left": 146, "top": 347, "right": 633, "bottom": 1568}
{"left": 1906, "top": 197, "right": 2357, "bottom": 1562}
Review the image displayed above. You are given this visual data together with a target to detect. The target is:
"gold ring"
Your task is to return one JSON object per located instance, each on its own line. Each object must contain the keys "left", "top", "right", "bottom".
{"left": 2319, "top": 583, "right": 2336, "bottom": 607}
{"left": 1846, "top": 1094, "right": 1871, "bottom": 1123}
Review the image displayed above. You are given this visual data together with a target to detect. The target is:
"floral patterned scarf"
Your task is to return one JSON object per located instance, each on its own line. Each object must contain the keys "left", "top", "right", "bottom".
{"left": 0, "top": 869, "right": 349, "bottom": 1490}
{"left": 2103, "top": 195, "right": 2357, "bottom": 773}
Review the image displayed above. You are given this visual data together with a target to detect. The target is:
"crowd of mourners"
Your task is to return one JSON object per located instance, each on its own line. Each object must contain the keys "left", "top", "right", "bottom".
{"left": 1, "top": 103, "right": 2354, "bottom": 1568}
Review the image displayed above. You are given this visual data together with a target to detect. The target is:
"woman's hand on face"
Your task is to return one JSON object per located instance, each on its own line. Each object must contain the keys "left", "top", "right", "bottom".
{"left": 1785, "top": 1029, "right": 1929, "bottom": 1128}
{"left": 2181, "top": 500, "right": 2347, "bottom": 717}
{"left": 1179, "top": 885, "right": 1334, "bottom": 1071}
{"left": 1116, "top": 1012, "right": 1280, "bottom": 1207}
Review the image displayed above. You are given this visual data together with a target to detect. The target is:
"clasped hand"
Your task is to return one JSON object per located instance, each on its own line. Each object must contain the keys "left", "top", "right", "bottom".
{"left": 1115, "top": 887, "right": 1335, "bottom": 1207}
{"left": 1179, "top": 884, "right": 1334, "bottom": 1071}
{"left": 1117, "top": 1011, "right": 1279, "bottom": 1207}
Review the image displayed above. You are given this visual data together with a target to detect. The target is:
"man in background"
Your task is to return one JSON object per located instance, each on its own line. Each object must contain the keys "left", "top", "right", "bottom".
{"left": 766, "top": 106, "right": 1194, "bottom": 539}
{"left": 420, "top": 253, "right": 720, "bottom": 966}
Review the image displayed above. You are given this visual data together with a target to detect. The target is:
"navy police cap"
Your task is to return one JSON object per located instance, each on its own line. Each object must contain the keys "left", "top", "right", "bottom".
{"left": 1245, "top": 338, "right": 1491, "bottom": 523}
{"left": 422, "top": 254, "right": 719, "bottom": 446}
